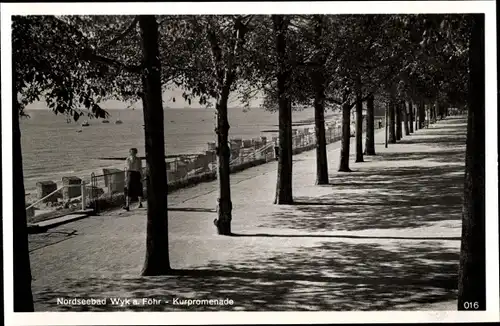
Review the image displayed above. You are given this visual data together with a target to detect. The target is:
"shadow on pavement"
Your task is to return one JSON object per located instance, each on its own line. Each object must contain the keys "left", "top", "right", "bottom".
{"left": 230, "top": 233, "right": 461, "bottom": 241}
{"left": 375, "top": 119, "right": 466, "bottom": 148}
{"left": 29, "top": 229, "right": 79, "bottom": 253}
{"left": 34, "top": 241, "right": 458, "bottom": 311}
{"left": 257, "top": 118, "right": 466, "bottom": 232}
{"left": 377, "top": 149, "right": 465, "bottom": 164}
{"left": 396, "top": 137, "right": 466, "bottom": 149}
{"left": 261, "top": 164, "right": 464, "bottom": 232}
{"left": 391, "top": 120, "right": 466, "bottom": 149}
{"left": 168, "top": 207, "right": 217, "bottom": 213}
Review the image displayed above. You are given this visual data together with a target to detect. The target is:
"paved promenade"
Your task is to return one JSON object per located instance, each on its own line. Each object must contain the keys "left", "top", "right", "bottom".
{"left": 29, "top": 116, "right": 467, "bottom": 311}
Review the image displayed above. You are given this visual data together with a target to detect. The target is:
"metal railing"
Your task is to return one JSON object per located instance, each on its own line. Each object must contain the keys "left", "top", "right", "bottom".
{"left": 26, "top": 183, "right": 91, "bottom": 220}
{"left": 90, "top": 166, "right": 148, "bottom": 197}
{"left": 229, "top": 141, "right": 275, "bottom": 166}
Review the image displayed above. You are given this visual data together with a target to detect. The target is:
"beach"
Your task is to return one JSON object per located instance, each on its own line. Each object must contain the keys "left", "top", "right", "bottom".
{"left": 20, "top": 107, "right": 341, "bottom": 192}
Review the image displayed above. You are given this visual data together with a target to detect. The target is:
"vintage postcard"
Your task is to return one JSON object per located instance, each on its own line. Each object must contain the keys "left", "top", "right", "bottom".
{"left": 1, "top": 1, "right": 498, "bottom": 325}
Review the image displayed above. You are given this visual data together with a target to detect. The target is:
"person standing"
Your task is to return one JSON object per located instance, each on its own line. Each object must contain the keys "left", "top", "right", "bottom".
{"left": 123, "top": 148, "right": 143, "bottom": 211}
{"left": 274, "top": 140, "right": 280, "bottom": 161}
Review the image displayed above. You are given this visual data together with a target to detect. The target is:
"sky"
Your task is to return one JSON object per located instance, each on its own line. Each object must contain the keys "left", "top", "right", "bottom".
{"left": 25, "top": 87, "right": 264, "bottom": 110}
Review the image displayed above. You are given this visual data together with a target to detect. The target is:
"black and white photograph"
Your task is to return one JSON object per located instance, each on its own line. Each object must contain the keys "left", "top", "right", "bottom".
{"left": 1, "top": 1, "right": 498, "bottom": 324}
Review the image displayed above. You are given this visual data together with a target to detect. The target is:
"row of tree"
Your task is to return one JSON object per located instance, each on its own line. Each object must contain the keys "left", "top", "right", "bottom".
{"left": 12, "top": 14, "right": 484, "bottom": 311}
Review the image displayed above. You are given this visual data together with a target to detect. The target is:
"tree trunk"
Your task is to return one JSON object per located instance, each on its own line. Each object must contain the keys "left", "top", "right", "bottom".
{"left": 384, "top": 103, "right": 388, "bottom": 148}
{"left": 338, "top": 102, "right": 352, "bottom": 172}
{"left": 403, "top": 101, "right": 410, "bottom": 136}
{"left": 354, "top": 76, "right": 364, "bottom": 163}
{"left": 275, "top": 98, "right": 294, "bottom": 204}
{"left": 458, "top": 13, "right": 485, "bottom": 311}
{"left": 313, "top": 73, "right": 329, "bottom": 185}
{"left": 409, "top": 100, "right": 414, "bottom": 133}
{"left": 436, "top": 100, "right": 443, "bottom": 120}
{"left": 273, "top": 15, "right": 293, "bottom": 204}
{"left": 364, "top": 93, "right": 376, "bottom": 155}
{"left": 396, "top": 102, "right": 402, "bottom": 140}
{"left": 389, "top": 97, "right": 396, "bottom": 144}
{"left": 414, "top": 103, "right": 418, "bottom": 131}
{"left": 427, "top": 105, "right": 431, "bottom": 127}
{"left": 13, "top": 86, "right": 35, "bottom": 312}
{"left": 207, "top": 19, "right": 244, "bottom": 233}
{"left": 312, "top": 17, "right": 329, "bottom": 185}
{"left": 214, "top": 91, "right": 233, "bottom": 235}
{"left": 418, "top": 100, "right": 426, "bottom": 129}
{"left": 139, "top": 16, "right": 171, "bottom": 276}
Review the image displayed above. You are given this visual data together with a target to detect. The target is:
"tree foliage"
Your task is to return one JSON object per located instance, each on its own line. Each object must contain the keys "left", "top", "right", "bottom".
{"left": 13, "top": 16, "right": 113, "bottom": 120}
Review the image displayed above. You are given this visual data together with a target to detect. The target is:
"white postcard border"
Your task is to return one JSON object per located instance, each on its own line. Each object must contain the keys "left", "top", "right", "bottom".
{"left": 1, "top": 1, "right": 498, "bottom": 325}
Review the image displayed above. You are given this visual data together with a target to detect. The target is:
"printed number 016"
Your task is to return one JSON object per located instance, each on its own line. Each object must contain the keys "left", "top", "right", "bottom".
{"left": 463, "top": 302, "right": 480, "bottom": 309}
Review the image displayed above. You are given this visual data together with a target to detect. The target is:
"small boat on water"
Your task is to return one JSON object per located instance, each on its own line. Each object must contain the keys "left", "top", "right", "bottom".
{"left": 115, "top": 119, "right": 123, "bottom": 124}
{"left": 82, "top": 120, "right": 90, "bottom": 127}
{"left": 102, "top": 119, "right": 110, "bottom": 123}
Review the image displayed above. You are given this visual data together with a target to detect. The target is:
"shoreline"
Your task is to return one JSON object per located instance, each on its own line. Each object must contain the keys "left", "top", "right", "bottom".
{"left": 23, "top": 113, "right": 383, "bottom": 196}
{"left": 21, "top": 111, "right": 330, "bottom": 190}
